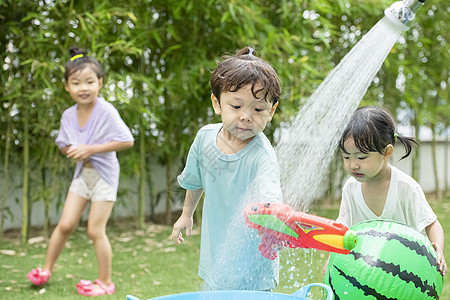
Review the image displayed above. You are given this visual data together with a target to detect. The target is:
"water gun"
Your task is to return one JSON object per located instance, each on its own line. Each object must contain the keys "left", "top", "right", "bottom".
{"left": 243, "top": 202, "right": 358, "bottom": 260}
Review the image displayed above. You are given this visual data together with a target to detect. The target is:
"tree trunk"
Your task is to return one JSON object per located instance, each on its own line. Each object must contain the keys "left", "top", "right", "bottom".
{"left": 148, "top": 159, "right": 155, "bottom": 223}
{"left": 444, "top": 121, "right": 449, "bottom": 198}
{"left": 430, "top": 123, "right": 441, "bottom": 200}
{"left": 166, "top": 157, "right": 172, "bottom": 225}
{"left": 44, "top": 157, "right": 58, "bottom": 239}
{"left": 40, "top": 167, "right": 48, "bottom": 238}
{"left": 138, "top": 117, "right": 146, "bottom": 229}
{"left": 412, "top": 115, "right": 420, "bottom": 181}
{"left": 1, "top": 117, "right": 11, "bottom": 237}
{"left": 21, "top": 116, "right": 30, "bottom": 244}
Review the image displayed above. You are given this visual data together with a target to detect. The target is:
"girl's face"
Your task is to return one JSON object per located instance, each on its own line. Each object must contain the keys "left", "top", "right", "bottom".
{"left": 341, "top": 137, "right": 393, "bottom": 183}
{"left": 211, "top": 84, "right": 277, "bottom": 142}
{"left": 65, "top": 66, "right": 103, "bottom": 107}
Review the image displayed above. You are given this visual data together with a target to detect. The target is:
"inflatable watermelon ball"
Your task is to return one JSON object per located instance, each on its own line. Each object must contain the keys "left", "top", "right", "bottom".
{"left": 324, "top": 220, "right": 444, "bottom": 299}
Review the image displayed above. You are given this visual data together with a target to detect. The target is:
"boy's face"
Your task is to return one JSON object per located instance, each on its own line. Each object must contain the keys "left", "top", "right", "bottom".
{"left": 212, "top": 84, "right": 277, "bottom": 141}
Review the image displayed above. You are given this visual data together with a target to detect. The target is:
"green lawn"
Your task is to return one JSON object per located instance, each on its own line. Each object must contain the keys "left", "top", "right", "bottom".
{"left": 0, "top": 199, "right": 448, "bottom": 300}
{"left": 0, "top": 223, "right": 203, "bottom": 300}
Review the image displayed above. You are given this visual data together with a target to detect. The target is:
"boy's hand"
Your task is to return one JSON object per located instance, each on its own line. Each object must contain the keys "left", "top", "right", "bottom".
{"left": 171, "top": 215, "right": 194, "bottom": 245}
{"left": 432, "top": 242, "right": 447, "bottom": 276}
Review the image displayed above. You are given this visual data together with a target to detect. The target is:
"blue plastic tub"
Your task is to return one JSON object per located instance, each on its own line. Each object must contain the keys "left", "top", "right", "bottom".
{"left": 126, "top": 283, "right": 333, "bottom": 300}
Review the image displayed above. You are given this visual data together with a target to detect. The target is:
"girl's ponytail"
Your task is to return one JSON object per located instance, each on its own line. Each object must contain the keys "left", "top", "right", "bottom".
{"left": 395, "top": 134, "right": 418, "bottom": 160}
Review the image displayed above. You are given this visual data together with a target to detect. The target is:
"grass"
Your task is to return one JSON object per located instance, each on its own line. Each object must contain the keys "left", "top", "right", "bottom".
{"left": 0, "top": 199, "right": 448, "bottom": 300}
{"left": 0, "top": 223, "right": 202, "bottom": 300}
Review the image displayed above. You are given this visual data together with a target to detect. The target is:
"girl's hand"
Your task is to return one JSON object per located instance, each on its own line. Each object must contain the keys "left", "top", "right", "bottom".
{"left": 432, "top": 242, "right": 447, "bottom": 276}
{"left": 66, "top": 145, "right": 94, "bottom": 162}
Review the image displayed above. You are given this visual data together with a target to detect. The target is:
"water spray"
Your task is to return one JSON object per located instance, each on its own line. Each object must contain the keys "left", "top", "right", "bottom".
{"left": 384, "top": 0, "right": 426, "bottom": 30}
{"left": 277, "top": 0, "right": 425, "bottom": 211}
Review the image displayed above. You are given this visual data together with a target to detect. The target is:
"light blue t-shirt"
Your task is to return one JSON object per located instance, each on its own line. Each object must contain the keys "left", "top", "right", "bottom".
{"left": 177, "top": 123, "right": 282, "bottom": 290}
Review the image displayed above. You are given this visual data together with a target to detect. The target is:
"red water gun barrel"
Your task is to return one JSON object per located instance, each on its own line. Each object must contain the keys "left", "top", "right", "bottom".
{"left": 243, "top": 202, "right": 358, "bottom": 260}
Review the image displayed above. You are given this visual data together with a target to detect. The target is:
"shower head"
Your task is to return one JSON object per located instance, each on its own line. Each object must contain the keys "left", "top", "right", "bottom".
{"left": 384, "top": 0, "right": 426, "bottom": 31}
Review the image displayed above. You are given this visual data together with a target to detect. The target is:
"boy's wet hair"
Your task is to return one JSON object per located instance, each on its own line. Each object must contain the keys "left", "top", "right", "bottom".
{"left": 340, "top": 106, "right": 418, "bottom": 160}
{"left": 210, "top": 46, "right": 281, "bottom": 106}
{"left": 64, "top": 46, "right": 105, "bottom": 81}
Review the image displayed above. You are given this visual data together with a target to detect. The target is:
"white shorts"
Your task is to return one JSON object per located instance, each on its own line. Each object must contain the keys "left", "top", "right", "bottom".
{"left": 69, "top": 167, "right": 116, "bottom": 202}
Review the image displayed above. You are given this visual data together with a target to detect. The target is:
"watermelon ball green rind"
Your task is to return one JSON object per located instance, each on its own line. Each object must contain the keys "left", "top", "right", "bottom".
{"left": 324, "top": 220, "right": 444, "bottom": 299}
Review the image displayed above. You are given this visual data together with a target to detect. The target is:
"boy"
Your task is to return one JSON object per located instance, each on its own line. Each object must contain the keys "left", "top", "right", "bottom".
{"left": 171, "top": 47, "right": 282, "bottom": 290}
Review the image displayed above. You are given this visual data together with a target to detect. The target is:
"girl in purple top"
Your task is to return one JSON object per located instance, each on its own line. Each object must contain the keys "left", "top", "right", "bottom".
{"left": 27, "top": 47, "right": 134, "bottom": 296}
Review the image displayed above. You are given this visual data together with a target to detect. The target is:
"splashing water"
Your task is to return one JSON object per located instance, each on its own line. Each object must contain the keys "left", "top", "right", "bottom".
{"left": 276, "top": 17, "right": 403, "bottom": 211}
{"left": 205, "top": 182, "right": 279, "bottom": 290}
{"left": 279, "top": 250, "right": 331, "bottom": 299}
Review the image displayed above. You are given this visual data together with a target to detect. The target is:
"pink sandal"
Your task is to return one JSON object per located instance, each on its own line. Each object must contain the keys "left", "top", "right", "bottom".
{"left": 27, "top": 268, "right": 50, "bottom": 286}
{"left": 76, "top": 279, "right": 116, "bottom": 296}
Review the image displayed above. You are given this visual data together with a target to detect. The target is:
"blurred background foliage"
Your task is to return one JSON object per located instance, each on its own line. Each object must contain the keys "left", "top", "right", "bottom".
{"left": 0, "top": 0, "right": 448, "bottom": 241}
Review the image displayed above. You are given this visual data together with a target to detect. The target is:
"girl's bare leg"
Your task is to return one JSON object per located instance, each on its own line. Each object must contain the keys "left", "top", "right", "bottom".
{"left": 87, "top": 201, "right": 114, "bottom": 285}
{"left": 43, "top": 192, "right": 89, "bottom": 273}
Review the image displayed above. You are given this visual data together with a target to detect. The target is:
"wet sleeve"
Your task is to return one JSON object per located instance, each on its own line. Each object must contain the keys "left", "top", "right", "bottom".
{"left": 248, "top": 156, "right": 282, "bottom": 204}
{"left": 177, "top": 134, "right": 203, "bottom": 190}
{"left": 408, "top": 186, "right": 437, "bottom": 233}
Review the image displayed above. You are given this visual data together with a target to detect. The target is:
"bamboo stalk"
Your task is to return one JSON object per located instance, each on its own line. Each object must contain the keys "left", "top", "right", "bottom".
{"left": 21, "top": 115, "right": 30, "bottom": 244}
{"left": 139, "top": 116, "right": 146, "bottom": 229}
{"left": 0, "top": 118, "right": 11, "bottom": 237}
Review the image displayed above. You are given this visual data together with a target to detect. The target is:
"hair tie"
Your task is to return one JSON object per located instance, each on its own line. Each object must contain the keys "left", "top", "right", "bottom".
{"left": 394, "top": 133, "right": 398, "bottom": 141}
{"left": 70, "top": 54, "right": 84, "bottom": 61}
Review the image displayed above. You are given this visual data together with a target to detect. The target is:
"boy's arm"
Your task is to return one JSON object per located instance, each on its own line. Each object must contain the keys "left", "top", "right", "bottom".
{"left": 65, "top": 140, "right": 134, "bottom": 161}
{"left": 171, "top": 188, "right": 204, "bottom": 244}
{"left": 425, "top": 219, "right": 447, "bottom": 275}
